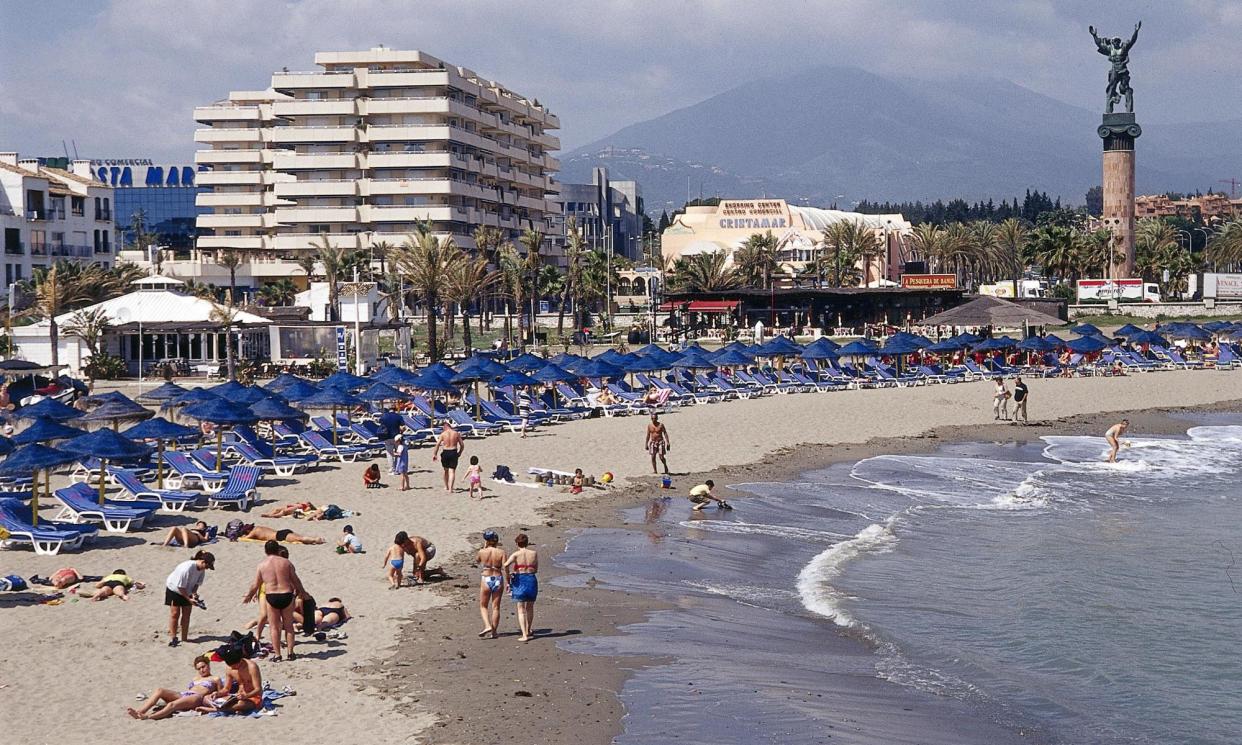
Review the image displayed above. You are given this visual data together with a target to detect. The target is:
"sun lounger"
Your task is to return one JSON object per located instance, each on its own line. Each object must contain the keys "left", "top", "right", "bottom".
{"left": 54, "top": 482, "right": 158, "bottom": 533}
{"left": 0, "top": 497, "right": 97, "bottom": 555}
{"left": 204, "top": 466, "right": 261, "bottom": 511}
{"left": 228, "top": 442, "right": 318, "bottom": 476}
{"left": 299, "top": 430, "right": 369, "bottom": 462}
{"left": 109, "top": 468, "right": 201, "bottom": 512}
{"left": 162, "top": 451, "right": 230, "bottom": 492}
{"left": 445, "top": 409, "right": 502, "bottom": 436}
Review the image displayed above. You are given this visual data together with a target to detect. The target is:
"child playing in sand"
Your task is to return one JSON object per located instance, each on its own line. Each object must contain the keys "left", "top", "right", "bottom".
{"left": 363, "top": 463, "right": 382, "bottom": 489}
{"left": 337, "top": 525, "right": 363, "bottom": 554}
{"left": 395, "top": 440, "right": 410, "bottom": 491}
{"left": 568, "top": 468, "right": 585, "bottom": 495}
{"left": 383, "top": 532, "right": 408, "bottom": 589}
{"left": 466, "top": 455, "right": 483, "bottom": 499}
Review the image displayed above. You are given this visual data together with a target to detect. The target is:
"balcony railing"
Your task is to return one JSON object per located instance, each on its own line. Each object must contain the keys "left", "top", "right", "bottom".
{"left": 50, "top": 244, "right": 94, "bottom": 258}
{"left": 30, "top": 241, "right": 47, "bottom": 255}
{"left": 95, "top": 210, "right": 112, "bottom": 221}
{"left": 4, "top": 242, "right": 24, "bottom": 256}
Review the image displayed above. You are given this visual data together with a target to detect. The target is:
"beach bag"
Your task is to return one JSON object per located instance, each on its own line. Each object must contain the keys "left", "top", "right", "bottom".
{"left": 3, "top": 574, "right": 26, "bottom": 591}
{"left": 216, "top": 630, "right": 259, "bottom": 662}
{"left": 492, "top": 465, "right": 514, "bottom": 483}
{"left": 322, "top": 505, "right": 344, "bottom": 520}
{"left": 205, "top": 525, "right": 219, "bottom": 541}
{"left": 224, "top": 519, "right": 247, "bottom": 542}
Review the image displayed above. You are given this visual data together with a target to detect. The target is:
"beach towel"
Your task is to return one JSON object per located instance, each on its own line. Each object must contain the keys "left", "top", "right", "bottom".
{"left": 492, "top": 465, "right": 515, "bottom": 483}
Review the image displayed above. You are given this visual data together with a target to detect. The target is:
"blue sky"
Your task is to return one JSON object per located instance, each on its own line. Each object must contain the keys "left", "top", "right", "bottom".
{"left": 1, "top": 0, "right": 1238, "bottom": 162}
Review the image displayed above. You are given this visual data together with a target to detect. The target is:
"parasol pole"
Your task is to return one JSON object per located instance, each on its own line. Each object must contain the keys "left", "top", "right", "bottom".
{"left": 332, "top": 406, "right": 338, "bottom": 446}
{"left": 156, "top": 440, "right": 165, "bottom": 489}
{"left": 98, "top": 458, "right": 107, "bottom": 505}
{"left": 31, "top": 469, "right": 42, "bottom": 526}
{"left": 216, "top": 427, "right": 224, "bottom": 469}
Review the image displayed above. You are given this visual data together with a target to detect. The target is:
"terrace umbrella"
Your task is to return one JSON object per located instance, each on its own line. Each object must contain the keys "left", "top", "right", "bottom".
{"left": 1066, "top": 336, "right": 1108, "bottom": 354}
{"left": 358, "top": 381, "right": 411, "bottom": 404}
{"left": 1126, "top": 330, "right": 1168, "bottom": 347}
{"left": 82, "top": 398, "right": 154, "bottom": 431}
{"left": 972, "top": 336, "right": 1018, "bottom": 353}
{"left": 14, "top": 397, "right": 85, "bottom": 423}
{"left": 0, "top": 444, "right": 78, "bottom": 525}
{"left": 62, "top": 429, "right": 153, "bottom": 505}
{"left": 370, "top": 364, "right": 423, "bottom": 388}
{"left": 277, "top": 380, "right": 322, "bottom": 403}
{"left": 13, "top": 417, "right": 87, "bottom": 445}
{"left": 181, "top": 397, "right": 261, "bottom": 465}
{"left": 1070, "top": 323, "right": 1102, "bottom": 336}
{"left": 506, "top": 352, "right": 547, "bottom": 373}
{"left": 264, "top": 372, "right": 312, "bottom": 394}
{"left": 1114, "top": 324, "right": 1143, "bottom": 337}
{"left": 123, "top": 417, "right": 200, "bottom": 488}
{"left": 248, "top": 396, "right": 310, "bottom": 457}
{"left": 531, "top": 363, "right": 578, "bottom": 409}
{"left": 714, "top": 348, "right": 758, "bottom": 366}
{"left": 321, "top": 370, "right": 369, "bottom": 391}
{"left": 297, "top": 387, "right": 365, "bottom": 445}
{"left": 136, "top": 381, "right": 188, "bottom": 404}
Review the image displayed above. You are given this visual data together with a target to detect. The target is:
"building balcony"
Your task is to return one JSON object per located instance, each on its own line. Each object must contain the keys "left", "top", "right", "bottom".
{"left": 271, "top": 71, "right": 357, "bottom": 91}
{"left": 271, "top": 126, "right": 359, "bottom": 144}
{"left": 197, "top": 192, "right": 264, "bottom": 207}
{"left": 49, "top": 244, "right": 93, "bottom": 258}
{"left": 273, "top": 180, "right": 359, "bottom": 198}
{"left": 194, "top": 128, "right": 262, "bottom": 144}
{"left": 196, "top": 170, "right": 263, "bottom": 186}
{"left": 363, "top": 151, "right": 457, "bottom": 169}
{"left": 271, "top": 233, "right": 362, "bottom": 251}
{"left": 4, "top": 241, "right": 24, "bottom": 256}
{"left": 272, "top": 98, "right": 358, "bottom": 117}
{"left": 364, "top": 178, "right": 484, "bottom": 199}
{"left": 193, "top": 105, "right": 261, "bottom": 123}
{"left": 196, "top": 235, "right": 268, "bottom": 250}
{"left": 273, "top": 206, "right": 360, "bottom": 224}
{"left": 534, "top": 132, "right": 560, "bottom": 150}
{"left": 197, "top": 213, "right": 265, "bottom": 229}
{"left": 195, "top": 149, "right": 263, "bottom": 165}
{"left": 358, "top": 69, "right": 450, "bottom": 89}
{"left": 365, "top": 124, "right": 453, "bottom": 143}
{"left": 272, "top": 151, "right": 360, "bottom": 171}
{"left": 360, "top": 97, "right": 453, "bottom": 116}
{"left": 361, "top": 205, "right": 456, "bottom": 223}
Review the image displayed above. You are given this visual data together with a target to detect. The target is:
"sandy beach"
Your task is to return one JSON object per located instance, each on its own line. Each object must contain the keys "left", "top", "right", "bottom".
{"left": 1, "top": 367, "right": 1240, "bottom": 745}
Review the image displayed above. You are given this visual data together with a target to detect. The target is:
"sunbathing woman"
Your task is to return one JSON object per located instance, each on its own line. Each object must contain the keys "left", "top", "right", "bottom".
{"left": 85, "top": 569, "right": 144, "bottom": 601}
{"left": 295, "top": 597, "right": 350, "bottom": 628}
{"left": 261, "top": 502, "right": 315, "bottom": 519}
{"left": 238, "top": 523, "right": 325, "bottom": 544}
{"left": 161, "top": 520, "right": 211, "bottom": 548}
{"left": 127, "top": 654, "right": 222, "bottom": 720}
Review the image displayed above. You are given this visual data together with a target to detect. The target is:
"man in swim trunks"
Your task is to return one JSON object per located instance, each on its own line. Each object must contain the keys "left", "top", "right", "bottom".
{"left": 399, "top": 533, "right": 437, "bottom": 584}
{"left": 239, "top": 524, "right": 324, "bottom": 545}
{"left": 1105, "top": 419, "right": 1129, "bottom": 463}
{"left": 216, "top": 651, "right": 263, "bottom": 715}
{"left": 244, "top": 540, "right": 307, "bottom": 662}
{"left": 432, "top": 419, "right": 465, "bottom": 493}
{"left": 688, "top": 480, "right": 728, "bottom": 511}
{"left": 646, "top": 414, "right": 670, "bottom": 475}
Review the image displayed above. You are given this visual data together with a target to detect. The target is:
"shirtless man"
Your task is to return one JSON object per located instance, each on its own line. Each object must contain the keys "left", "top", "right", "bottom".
{"left": 243, "top": 540, "right": 308, "bottom": 661}
{"left": 399, "top": 533, "right": 437, "bottom": 584}
{"left": 216, "top": 651, "right": 263, "bottom": 715}
{"left": 432, "top": 419, "right": 465, "bottom": 493}
{"left": 239, "top": 523, "right": 324, "bottom": 545}
{"left": 1105, "top": 419, "right": 1129, "bottom": 462}
{"left": 645, "top": 414, "right": 670, "bottom": 474}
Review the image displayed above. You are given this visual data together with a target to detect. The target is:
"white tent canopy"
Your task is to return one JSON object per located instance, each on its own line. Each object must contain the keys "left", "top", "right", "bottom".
{"left": 52, "top": 289, "right": 269, "bottom": 327}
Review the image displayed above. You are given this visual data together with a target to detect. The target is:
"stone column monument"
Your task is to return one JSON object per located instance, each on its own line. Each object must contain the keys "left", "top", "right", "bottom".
{"left": 1090, "top": 22, "right": 1142, "bottom": 279}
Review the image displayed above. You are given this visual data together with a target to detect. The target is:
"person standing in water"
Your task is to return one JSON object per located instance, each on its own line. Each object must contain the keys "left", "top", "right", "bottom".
{"left": 1105, "top": 419, "right": 1129, "bottom": 462}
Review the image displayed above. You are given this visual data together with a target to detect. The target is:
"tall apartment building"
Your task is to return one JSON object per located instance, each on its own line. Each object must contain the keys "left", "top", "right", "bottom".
{"left": 0, "top": 152, "right": 117, "bottom": 292}
{"left": 560, "top": 166, "right": 643, "bottom": 262}
{"left": 189, "top": 48, "right": 561, "bottom": 295}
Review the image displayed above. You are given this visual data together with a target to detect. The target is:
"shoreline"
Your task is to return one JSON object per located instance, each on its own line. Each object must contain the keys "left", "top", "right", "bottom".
{"left": 371, "top": 397, "right": 1242, "bottom": 745}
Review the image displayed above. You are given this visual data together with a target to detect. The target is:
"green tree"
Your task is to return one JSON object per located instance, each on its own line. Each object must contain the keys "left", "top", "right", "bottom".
{"left": 558, "top": 217, "right": 585, "bottom": 335}
{"left": 733, "top": 231, "right": 779, "bottom": 289}
{"left": 394, "top": 228, "right": 462, "bottom": 362}
{"left": 311, "top": 236, "right": 353, "bottom": 322}
{"left": 821, "top": 221, "right": 879, "bottom": 287}
{"left": 257, "top": 278, "right": 297, "bottom": 306}
{"left": 994, "top": 218, "right": 1030, "bottom": 295}
{"left": 217, "top": 251, "right": 242, "bottom": 306}
{"left": 21, "top": 262, "right": 93, "bottom": 367}
{"left": 446, "top": 253, "right": 500, "bottom": 355}
{"left": 666, "top": 251, "right": 738, "bottom": 293}
{"left": 1028, "top": 225, "right": 1078, "bottom": 283}
{"left": 1206, "top": 219, "right": 1242, "bottom": 270}
{"left": 63, "top": 308, "right": 111, "bottom": 386}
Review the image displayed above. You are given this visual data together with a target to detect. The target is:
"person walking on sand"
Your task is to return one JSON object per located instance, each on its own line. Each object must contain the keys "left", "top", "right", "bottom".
{"left": 1012, "top": 376, "right": 1029, "bottom": 424}
{"left": 243, "top": 540, "right": 307, "bottom": 662}
{"left": 395, "top": 438, "right": 410, "bottom": 491}
{"left": 432, "top": 419, "right": 465, "bottom": 493}
{"left": 992, "top": 378, "right": 1010, "bottom": 421}
{"left": 164, "top": 551, "right": 214, "bottom": 647}
{"left": 646, "top": 413, "right": 670, "bottom": 475}
{"left": 382, "top": 532, "right": 407, "bottom": 590}
{"left": 504, "top": 533, "right": 539, "bottom": 642}
{"left": 477, "top": 530, "right": 506, "bottom": 638}
{"left": 378, "top": 408, "right": 403, "bottom": 475}
{"left": 1105, "top": 419, "right": 1130, "bottom": 462}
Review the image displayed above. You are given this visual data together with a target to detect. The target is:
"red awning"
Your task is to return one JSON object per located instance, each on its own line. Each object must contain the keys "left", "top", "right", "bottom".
{"left": 659, "top": 300, "right": 740, "bottom": 312}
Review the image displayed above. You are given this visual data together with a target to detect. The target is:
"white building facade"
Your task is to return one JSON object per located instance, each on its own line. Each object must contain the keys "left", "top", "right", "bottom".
{"left": 186, "top": 47, "right": 561, "bottom": 293}
{"left": 0, "top": 153, "right": 117, "bottom": 292}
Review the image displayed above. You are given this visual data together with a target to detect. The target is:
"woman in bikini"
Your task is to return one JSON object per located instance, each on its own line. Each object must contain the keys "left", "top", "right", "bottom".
{"left": 261, "top": 502, "right": 315, "bottom": 519}
{"left": 126, "top": 654, "right": 222, "bottom": 720}
{"left": 160, "top": 520, "right": 210, "bottom": 548}
{"left": 477, "top": 530, "right": 506, "bottom": 638}
{"left": 504, "top": 533, "right": 539, "bottom": 642}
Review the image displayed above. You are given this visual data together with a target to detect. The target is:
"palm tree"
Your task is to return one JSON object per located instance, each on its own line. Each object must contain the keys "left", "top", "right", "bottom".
{"left": 180, "top": 278, "right": 217, "bottom": 300}
{"left": 447, "top": 254, "right": 500, "bottom": 355}
{"left": 217, "top": 251, "right": 242, "bottom": 305}
{"left": 1136, "top": 219, "right": 1196, "bottom": 295}
{"left": 820, "top": 221, "right": 878, "bottom": 287}
{"left": 295, "top": 252, "right": 318, "bottom": 285}
{"left": 369, "top": 240, "right": 395, "bottom": 275}
{"left": 257, "top": 278, "right": 297, "bottom": 307}
{"left": 666, "top": 251, "right": 738, "bottom": 293}
{"left": 1028, "top": 225, "right": 1078, "bottom": 284}
{"left": 558, "top": 217, "right": 586, "bottom": 335}
{"left": 311, "top": 237, "right": 353, "bottom": 322}
{"left": 733, "top": 231, "right": 779, "bottom": 289}
{"left": 208, "top": 293, "right": 241, "bottom": 381}
{"left": 394, "top": 228, "right": 463, "bottom": 362}
{"left": 995, "top": 218, "right": 1029, "bottom": 296}
{"left": 518, "top": 228, "right": 545, "bottom": 340}
{"left": 472, "top": 225, "right": 506, "bottom": 330}
{"left": 62, "top": 308, "right": 110, "bottom": 386}
{"left": 1206, "top": 219, "right": 1242, "bottom": 270}
{"left": 21, "top": 262, "right": 93, "bottom": 368}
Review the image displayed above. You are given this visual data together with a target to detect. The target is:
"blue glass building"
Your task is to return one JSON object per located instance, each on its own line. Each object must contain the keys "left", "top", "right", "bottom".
{"left": 89, "top": 159, "right": 206, "bottom": 254}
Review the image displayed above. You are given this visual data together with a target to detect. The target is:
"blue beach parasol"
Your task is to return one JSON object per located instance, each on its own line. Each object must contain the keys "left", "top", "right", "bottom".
{"left": 276, "top": 380, "right": 321, "bottom": 402}
{"left": 973, "top": 336, "right": 1019, "bottom": 353}
{"left": 370, "top": 364, "right": 423, "bottom": 388}
{"left": 321, "top": 370, "right": 370, "bottom": 390}
{"left": 15, "top": 397, "right": 85, "bottom": 423}
{"left": 298, "top": 387, "right": 365, "bottom": 445}
{"left": 713, "top": 348, "right": 758, "bottom": 366}
{"left": 82, "top": 397, "right": 154, "bottom": 430}
{"left": 505, "top": 352, "right": 548, "bottom": 373}
{"left": 123, "top": 416, "right": 201, "bottom": 488}
{"left": 357, "top": 381, "right": 411, "bottom": 403}
{"left": 62, "top": 429, "right": 154, "bottom": 504}
{"left": 836, "top": 340, "right": 879, "bottom": 358}
{"left": 264, "top": 372, "right": 312, "bottom": 394}
{"left": 136, "top": 381, "right": 188, "bottom": 403}
{"left": 0, "top": 443, "right": 79, "bottom": 524}
{"left": 1070, "top": 323, "right": 1102, "bottom": 336}
{"left": 13, "top": 417, "right": 87, "bottom": 445}
{"left": 1126, "top": 330, "right": 1168, "bottom": 347}
{"left": 1065, "top": 336, "right": 1108, "bottom": 353}
{"left": 182, "top": 397, "right": 261, "bottom": 464}
{"left": 1113, "top": 324, "right": 1143, "bottom": 337}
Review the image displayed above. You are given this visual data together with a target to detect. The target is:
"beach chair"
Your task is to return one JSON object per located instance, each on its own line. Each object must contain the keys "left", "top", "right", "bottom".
{"left": 445, "top": 409, "right": 502, "bottom": 437}
{"left": 229, "top": 441, "right": 318, "bottom": 476}
{"left": 311, "top": 415, "right": 353, "bottom": 439}
{"left": 299, "top": 430, "right": 370, "bottom": 462}
{"left": 0, "top": 497, "right": 96, "bottom": 555}
{"left": 469, "top": 398, "right": 533, "bottom": 433}
{"left": 537, "top": 390, "right": 591, "bottom": 419}
{"left": 70, "top": 456, "right": 152, "bottom": 485}
{"left": 204, "top": 466, "right": 261, "bottom": 511}
{"left": 1156, "top": 346, "right": 1203, "bottom": 370}
{"left": 53, "top": 482, "right": 158, "bottom": 533}
{"left": 401, "top": 414, "right": 439, "bottom": 441}
{"left": 109, "top": 468, "right": 201, "bottom": 512}
{"left": 162, "top": 451, "right": 230, "bottom": 492}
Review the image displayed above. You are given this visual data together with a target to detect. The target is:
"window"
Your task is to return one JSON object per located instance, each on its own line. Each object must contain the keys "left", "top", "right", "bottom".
{"left": 93, "top": 229, "right": 101, "bottom": 252}
{"left": 71, "top": 196, "right": 84, "bottom": 216}
{"left": 49, "top": 196, "right": 65, "bottom": 220}
{"left": 94, "top": 197, "right": 102, "bottom": 219}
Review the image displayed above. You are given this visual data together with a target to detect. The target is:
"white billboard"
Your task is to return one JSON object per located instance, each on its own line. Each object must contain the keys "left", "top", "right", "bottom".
{"left": 1203, "top": 273, "right": 1242, "bottom": 300}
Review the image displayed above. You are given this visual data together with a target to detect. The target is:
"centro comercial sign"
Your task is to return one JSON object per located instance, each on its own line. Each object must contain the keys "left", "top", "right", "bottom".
{"left": 88, "top": 158, "right": 199, "bottom": 188}
{"left": 716, "top": 200, "right": 790, "bottom": 230}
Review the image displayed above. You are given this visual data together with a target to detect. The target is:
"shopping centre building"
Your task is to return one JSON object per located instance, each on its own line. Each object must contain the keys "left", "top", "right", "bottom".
{"left": 180, "top": 47, "right": 560, "bottom": 296}
{"left": 661, "top": 199, "right": 915, "bottom": 285}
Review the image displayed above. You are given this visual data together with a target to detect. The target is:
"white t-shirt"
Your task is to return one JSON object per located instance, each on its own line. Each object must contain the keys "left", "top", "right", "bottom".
{"left": 166, "top": 559, "right": 206, "bottom": 596}
{"left": 342, "top": 534, "right": 363, "bottom": 552}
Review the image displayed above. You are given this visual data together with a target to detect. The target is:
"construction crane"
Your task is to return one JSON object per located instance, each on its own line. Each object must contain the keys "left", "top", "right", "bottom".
{"left": 1219, "top": 178, "right": 1240, "bottom": 198}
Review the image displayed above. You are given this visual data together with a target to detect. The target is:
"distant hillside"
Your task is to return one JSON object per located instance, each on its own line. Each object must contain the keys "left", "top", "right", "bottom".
{"left": 561, "top": 66, "right": 1240, "bottom": 212}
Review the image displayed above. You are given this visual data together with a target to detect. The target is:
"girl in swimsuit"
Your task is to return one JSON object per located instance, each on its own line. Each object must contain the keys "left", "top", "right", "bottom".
{"left": 126, "top": 654, "right": 221, "bottom": 720}
{"left": 89, "top": 569, "right": 144, "bottom": 601}
{"left": 504, "top": 533, "right": 540, "bottom": 642}
{"left": 466, "top": 456, "right": 483, "bottom": 499}
{"left": 383, "top": 532, "right": 407, "bottom": 590}
{"left": 476, "top": 530, "right": 507, "bottom": 638}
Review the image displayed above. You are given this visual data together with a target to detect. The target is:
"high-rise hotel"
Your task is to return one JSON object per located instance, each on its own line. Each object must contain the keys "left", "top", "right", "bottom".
{"left": 188, "top": 48, "right": 561, "bottom": 293}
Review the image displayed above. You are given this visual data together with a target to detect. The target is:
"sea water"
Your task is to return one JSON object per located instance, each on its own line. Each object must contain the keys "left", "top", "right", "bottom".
{"left": 554, "top": 423, "right": 1242, "bottom": 745}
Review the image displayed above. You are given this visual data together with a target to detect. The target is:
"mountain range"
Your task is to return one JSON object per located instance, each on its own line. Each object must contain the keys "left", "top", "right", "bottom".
{"left": 560, "top": 66, "right": 1240, "bottom": 213}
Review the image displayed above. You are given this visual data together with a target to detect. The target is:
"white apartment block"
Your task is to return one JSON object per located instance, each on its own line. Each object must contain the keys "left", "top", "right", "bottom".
{"left": 0, "top": 152, "right": 117, "bottom": 291}
{"left": 188, "top": 47, "right": 561, "bottom": 292}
